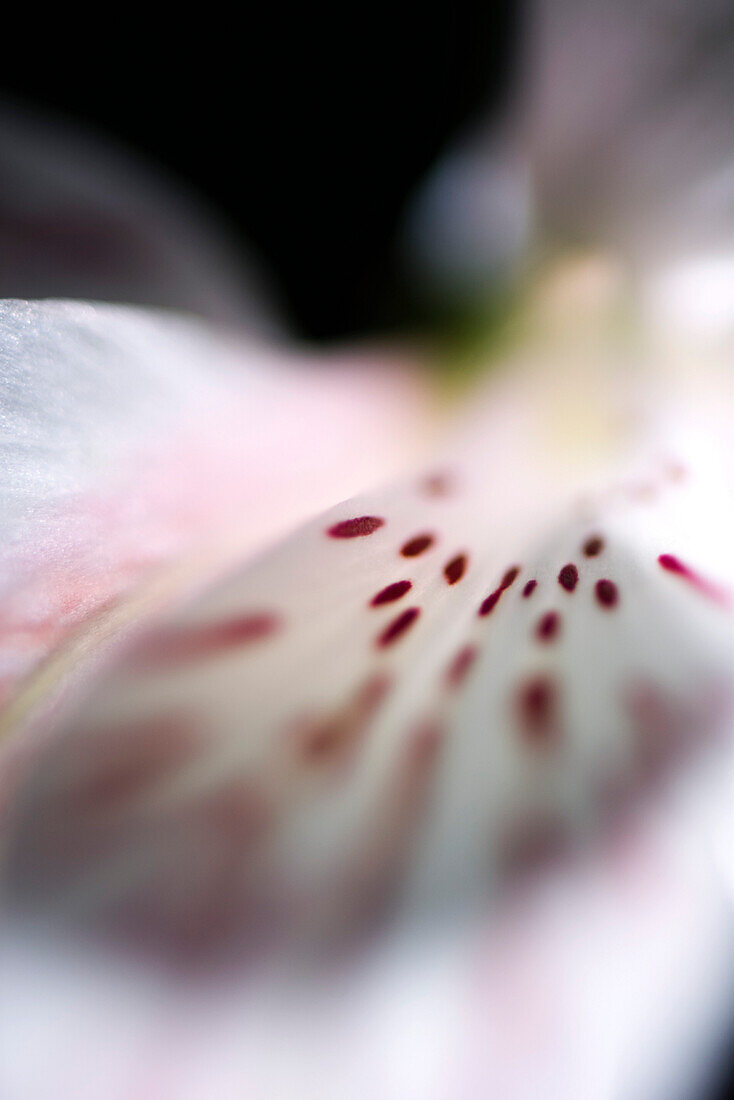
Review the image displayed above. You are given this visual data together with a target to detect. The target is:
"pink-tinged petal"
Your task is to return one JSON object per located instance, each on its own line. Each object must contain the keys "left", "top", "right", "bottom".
{"left": 0, "top": 300, "right": 434, "bottom": 716}
{"left": 5, "top": 356, "right": 734, "bottom": 973}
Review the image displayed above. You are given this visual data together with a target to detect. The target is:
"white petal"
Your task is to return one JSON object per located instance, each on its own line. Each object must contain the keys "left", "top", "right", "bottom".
{"left": 0, "top": 299, "right": 433, "bottom": 714}
{"left": 5, "top": 359, "right": 734, "bottom": 963}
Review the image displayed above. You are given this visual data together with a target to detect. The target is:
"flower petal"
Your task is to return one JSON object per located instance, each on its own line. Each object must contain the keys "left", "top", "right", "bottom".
{"left": 0, "top": 299, "right": 433, "bottom": 716}
{"left": 5, "top": 362, "right": 734, "bottom": 962}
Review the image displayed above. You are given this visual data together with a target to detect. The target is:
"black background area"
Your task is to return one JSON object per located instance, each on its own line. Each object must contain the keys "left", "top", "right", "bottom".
{"left": 1, "top": 6, "right": 520, "bottom": 338}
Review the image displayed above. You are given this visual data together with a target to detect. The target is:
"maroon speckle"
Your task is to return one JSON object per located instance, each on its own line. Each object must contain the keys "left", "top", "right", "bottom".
{"left": 408, "top": 721, "right": 444, "bottom": 770}
{"left": 595, "top": 579, "right": 619, "bottom": 608}
{"left": 536, "top": 610, "right": 560, "bottom": 642}
{"left": 627, "top": 682, "right": 672, "bottom": 737}
{"left": 445, "top": 644, "right": 478, "bottom": 689}
{"left": 298, "top": 674, "right": 391, "bottom": 764}
{"left": 355, "top": 673, "right": 393, "bottom": 713}
{"left": 583, "top": 536, "right": 604, "bottom": 557}
{"left": 522, "top": 580, "right": 537, "bottom": 598}
{"left": 515, "top": 676, "right": 560, "bottom": 747}
{"left": 444, "top": 554, "right": 468, "bottom": 585}
{"left": 327, "top": 516, "right": 384, "bottom": 539}
{"left": 401, "top": 533, "right": 435, "bottom": 558}
{"left": 197, "top": 779, "right": 272, "bottom": 846}
{"left": 658, "top": 553, "right": 732, "bottom": 607}
{"left": 558, "top": 563, "right": 579, "bottom": 592}
{"left": 501, "top": 566, "right": 521, "bottom": 590}
{"left": 299, "top": 716, "right": 350, "bottom": 764}
{"left": 626, "top": 679, "right": 733, "bottom": 791}
{"left": 75, "top": 718, "right": 195, "bottom": 812}
{"left": 377, "top": 607, "right": 421, "bottom": 648}
{"left": 478, "top": 588, "right": 502, "bottom": 617}
{"left": 396, "top": 720, "right": 444, "bottom": 827}
{"left": 499, "top": 815, "right": 569, "bottom": 882}
{"left": 370, "top": 580, "right": 412, "bottom": 607}
{"left": 131, "top": 613, "right": 280, "bottom": 666}
{"left": 625, "top": 681, "right": 685, "bottom": 789}
{"left": 423, "top": 471, "right": 454, "bottom": 497}
{"left": 337, "top": 719, "right": 442, "bottom": 940}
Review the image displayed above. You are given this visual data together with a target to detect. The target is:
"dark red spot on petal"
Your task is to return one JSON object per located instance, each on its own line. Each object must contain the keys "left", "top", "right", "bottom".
{"left": 522, "top": 579, "right": 537, "bottom": 598}
{"left": 75, "top": 718, "right": 196, "bottom": 812}
{"left": 401, "top": 533, "right": 434, "bottom": 558}
{"left": 406, "top": 721, "right": 444, "bottom": 774}
{"left": 298, "top": 674, "right": 392, "bottom": 765}
{"left": 445, "top": 644, "right": 478, "bottom": 689}
{"left": 583, "top": 535, "right": 604, "bottom": 557}
{"left": 625, "top": 679, "right": 733, "bottom": 793}
{"left": 498, "top": 815, "right": 569, "bottom": 882}
{"left": 536, "top": 610, "right": 560, "bottom": 642}
{"left": 478, "top": 588, "right": 502, "bottom": 617}
{"left": 444, "top": 554, "right": 468, "bottom": 585}
{"left": 300, "top": 716, "right": 349, "bottom": 762}
{"left": 515, "top": 676, "right": 560, "bottom": 748}
{"left": 377, "top": 607, "right": 421, "bottom": 648}
{"left": 131, "top": 613, "right": 280, "bottom": 667}
{"left": 197, "top": 779, "right": 272, "bottom": 847}
{"left": 501, "top": 566, "right": 521, "bottom": 590}
{"left": 370, "top": 580, "right": 412, "bottom": 607}
{"left": 658, "top": 554, "right": 732, "bottom": 607}
{"left": 625, "top": 682, "right": 686, "bottom": 789}
{"left": 558, "top": 563, "right": 579, "bottom": 592}
{"left": 423, "top": 471, "right": 454, "bottom": 497}
{"left": 327, "top": 516, "right": 385, "bottom": 539}
{"left": 595, "top": 578, "right": 619, "bottom": 608}
{"left": 658, "top": 553, "right": 685, "bottom": 576}
{"left": 355, "top": 673, "right": 393, "bottom": 713}
{"left": 334, "top": 717, "right": 443, "bottom": 942}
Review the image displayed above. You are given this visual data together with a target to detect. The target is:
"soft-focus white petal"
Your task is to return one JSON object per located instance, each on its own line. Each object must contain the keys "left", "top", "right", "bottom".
{"left": 5, "top": 353, "right": 734, "bottom": 934}
{"left": 0, "top": 299, "right": 434, "bottom": 714}
{"left": 3, "top": 353, "right": 734, "bottom": 1098}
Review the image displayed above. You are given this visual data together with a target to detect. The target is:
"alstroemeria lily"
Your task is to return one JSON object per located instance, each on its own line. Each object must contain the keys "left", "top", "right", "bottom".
{"left": 2, "top": 262, "right": 734, "bottom": 1099}
{"left": 4, "top": 4, "right": 734, "bottom": 1096}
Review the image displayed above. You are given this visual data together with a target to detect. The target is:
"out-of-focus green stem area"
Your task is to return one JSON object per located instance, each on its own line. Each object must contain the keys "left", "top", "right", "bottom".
{"left": 421, "top": 250, "right": 642, "bottom": 397}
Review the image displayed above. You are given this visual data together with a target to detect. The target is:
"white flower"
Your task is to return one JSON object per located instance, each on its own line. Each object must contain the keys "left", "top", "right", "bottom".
{"left": 3, "top": 3, "right": 734, "bottom": 1093}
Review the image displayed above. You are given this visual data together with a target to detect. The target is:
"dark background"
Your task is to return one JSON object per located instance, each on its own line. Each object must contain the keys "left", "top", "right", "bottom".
{"left": 0, "top": 7, "right": 519, "bottom": 339}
